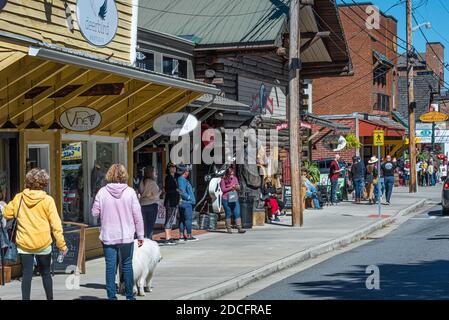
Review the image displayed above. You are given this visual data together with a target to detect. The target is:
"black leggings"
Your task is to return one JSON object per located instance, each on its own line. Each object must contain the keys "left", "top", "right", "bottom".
{"left": 20, "top": 253, "right": 53, "bottom": 300}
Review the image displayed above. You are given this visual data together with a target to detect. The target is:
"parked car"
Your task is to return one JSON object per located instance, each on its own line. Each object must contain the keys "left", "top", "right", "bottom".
{"left": 442, "top": 179, "right": 449, "bottom": 215}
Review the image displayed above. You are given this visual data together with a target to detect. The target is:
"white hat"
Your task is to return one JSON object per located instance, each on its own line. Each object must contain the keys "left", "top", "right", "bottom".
{"left": 368, "top": 156, "right": 378, "bottom": 164}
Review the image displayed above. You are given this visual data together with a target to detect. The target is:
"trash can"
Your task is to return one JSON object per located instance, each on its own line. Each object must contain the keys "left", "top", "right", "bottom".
{"left": 239, "top": 197, "right": 254, "bottom": 229}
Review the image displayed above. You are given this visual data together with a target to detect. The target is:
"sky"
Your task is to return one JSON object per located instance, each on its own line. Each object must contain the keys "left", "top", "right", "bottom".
{"left": 336, "top": 0, "right": 449, "bottom": 84}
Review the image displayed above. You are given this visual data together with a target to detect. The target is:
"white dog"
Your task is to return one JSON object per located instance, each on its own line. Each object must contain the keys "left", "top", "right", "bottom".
{"left": 118, "top": 239, "right": 162, "bottom": 296}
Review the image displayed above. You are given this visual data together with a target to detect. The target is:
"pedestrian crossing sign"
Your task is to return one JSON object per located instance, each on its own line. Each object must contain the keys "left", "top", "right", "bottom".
{"left": 373, "top": 130, "right": 384, "bottom": 146}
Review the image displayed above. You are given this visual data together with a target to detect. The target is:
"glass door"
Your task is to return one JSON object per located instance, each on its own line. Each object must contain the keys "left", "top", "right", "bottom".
{"left": 61, "top": 142, "right": 87, "bottom": 223}
{"left": 27, "top": 144, "right": 51, "bottom": 193}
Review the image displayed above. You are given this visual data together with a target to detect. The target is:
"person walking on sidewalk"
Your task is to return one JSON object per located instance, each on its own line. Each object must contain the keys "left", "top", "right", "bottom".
{"left": 163, "top": 163, "right": 180, "bottom": 245}
{"left": 177, "top": 165, "right": 197, "bottom": 242}
{"left": 329, "top": 154, "right": 344, "bottom": 205}
{"left": 2, "top": 168, "right": 67, "bottom": 300}
{"left": 139, "top": 167, "right": 162, "bottom": 240}
{"left": 351, "top": 156, "right": 365, "bottom": 204}
{"left": 91, "top": 164, "right": 144, "bottom": 300}
{"left": 221, "top": 167, "right": 246, "bottom": 233}
{"left": 365, "top": 157, "right": 378, "bottom": 205}
{"left": 382, "top": 155, "right": 396, "bottom": 205}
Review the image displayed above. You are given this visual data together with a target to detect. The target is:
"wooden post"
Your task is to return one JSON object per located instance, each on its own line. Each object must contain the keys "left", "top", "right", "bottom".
{"left": 127, "top": 126, "right": 134, "bottom": 187}
{"left": 289, "top": 0, "right": 304, "bottom": 227}
{"left": 407, "top": 0, "right": 417, "bottom": 193}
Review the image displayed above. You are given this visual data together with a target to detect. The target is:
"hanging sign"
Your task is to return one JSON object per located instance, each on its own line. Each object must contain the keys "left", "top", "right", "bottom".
{"left": 60, "top": 107, "right": 102, "bottom": 132}
{"left": 0, "top": 0, "right": 7, "bottom": 10}
{"left": 77, "top": 0, "right": 118, "bottom": 47}
{"left": 373, "top": 130, "right": 384, "bottom": 146}
{"left": 419, "top": 112, "right": 449, "bottom": 123}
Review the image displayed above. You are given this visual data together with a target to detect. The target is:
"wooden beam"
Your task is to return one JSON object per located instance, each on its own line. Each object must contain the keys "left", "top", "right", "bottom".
{"left": 97, "top": 86, "right": 174, "bottom": 135}
{"left": 300, "top": 31, "right": 330, "bottom": 52}
{"left": 0, "top": 51, "right": 25, "bottom": 73}
{"left": 127, "top": 125, "right": 134, "bottom": 187}
{"left": 307, "top": 127, "right": 326, "bottom": 142}
{"left": 19, "top": 72, "right": 112, "bottom": 128}
{"left": 90, "top": 81, "right": 155, "bottom": 134}
{"left": 0, "top": 62, "right": 70, "bottom": 114}
{"left": 10, "top": 67, "right": 89, "bottom": 121}
{"left": 109, "top": 90, "right": 188, "bottom": 136}
{"left": 132, "top": 93, "right": 200, "bottom": 138}
{"left": 0, "top": 58, "right": 52, "bottom": 93}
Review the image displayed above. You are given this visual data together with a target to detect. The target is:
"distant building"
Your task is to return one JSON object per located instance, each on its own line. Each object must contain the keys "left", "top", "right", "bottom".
{"left": 397, "top": 42, "right": 445, "bottom": 120}
{"left": 312, "top": 2, "right": 406, "bottom": 162}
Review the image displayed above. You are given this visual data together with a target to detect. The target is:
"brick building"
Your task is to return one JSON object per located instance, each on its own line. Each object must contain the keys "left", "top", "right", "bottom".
{"left": 311, "top": 2, "right": 406, "bottom": 163}
{"left": 397, "top": 42, "right": 445, "bottom": 120}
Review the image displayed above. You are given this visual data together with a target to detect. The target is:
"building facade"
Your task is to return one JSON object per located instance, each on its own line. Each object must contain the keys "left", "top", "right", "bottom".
{"left": 312, "top": 3, "right": 405, "bottom": 162}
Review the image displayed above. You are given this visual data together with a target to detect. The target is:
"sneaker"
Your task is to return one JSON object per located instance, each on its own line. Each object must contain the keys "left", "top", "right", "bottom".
{"left": 165, "top": 239, "right": 177, "bottom": 246}
{"left": 186, "top": 236, "right": 198, "bottom": 242}
{"left": 273, "top": 217, "right": 281, "bottom": 222}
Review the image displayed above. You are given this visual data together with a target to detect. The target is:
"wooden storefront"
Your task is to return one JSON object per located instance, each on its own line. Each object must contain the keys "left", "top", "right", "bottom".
{"left": 0, "top": 0, "right": 219, "bottom": 269}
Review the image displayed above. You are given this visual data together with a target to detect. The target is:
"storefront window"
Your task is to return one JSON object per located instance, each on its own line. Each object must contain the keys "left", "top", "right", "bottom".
{"left": 62, "top": 142, "right": 86, "bottom": 223}
{"left": 27, "top": 144, "right": 51, "bottom": 193}
{"left": 0, "top": 139, "right": 10, "bottom": 202}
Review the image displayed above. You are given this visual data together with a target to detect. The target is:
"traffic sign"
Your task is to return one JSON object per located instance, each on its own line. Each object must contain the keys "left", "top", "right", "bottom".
{"left": 373, "top": 130, "right": 384, "bottom": 146}
{"left": 419, "top": 111, "right": 449, "bottom": 123}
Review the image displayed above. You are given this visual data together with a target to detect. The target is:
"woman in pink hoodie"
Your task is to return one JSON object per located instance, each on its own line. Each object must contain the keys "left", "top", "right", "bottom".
{"left": 91, "top": 164, "right": 144, "bottom": 300}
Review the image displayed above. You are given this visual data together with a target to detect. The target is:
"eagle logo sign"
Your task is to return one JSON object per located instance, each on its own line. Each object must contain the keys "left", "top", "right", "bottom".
{"left": 90, "top": 0, "right": 108, "bottom": 20}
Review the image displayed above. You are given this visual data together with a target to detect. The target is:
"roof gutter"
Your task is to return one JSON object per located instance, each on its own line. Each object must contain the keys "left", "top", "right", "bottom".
{"left": 28, "top": 46, "right": 220, "bottom": 95}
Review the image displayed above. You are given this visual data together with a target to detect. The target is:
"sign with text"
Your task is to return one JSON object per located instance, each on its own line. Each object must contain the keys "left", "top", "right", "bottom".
{"left": 77, "top": 0, "right": 119, "bottom": 47}
{"left": 373, "top": 130, "right": 384, "bottom": 146}
{"left": 419, "top": 111, "right": 449, "bottom": 123}
{"left": 60, "top": 106, "right": 102, "bottom": 132}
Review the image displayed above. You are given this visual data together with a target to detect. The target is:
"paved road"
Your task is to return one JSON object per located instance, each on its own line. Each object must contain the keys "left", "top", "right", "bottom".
{"left": 248, "top": 205, "right": 449, "bottom": 300}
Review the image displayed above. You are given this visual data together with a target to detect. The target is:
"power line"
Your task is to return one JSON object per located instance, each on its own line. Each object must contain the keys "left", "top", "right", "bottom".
{"left": 340, "top": 0, "right": 449, "bottom": 90}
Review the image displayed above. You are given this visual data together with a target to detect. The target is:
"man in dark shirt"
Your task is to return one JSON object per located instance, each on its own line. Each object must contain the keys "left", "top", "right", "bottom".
{"left": 329, "top": 154, "right": 343, "bottom": 205}
{"left": 381, "top": 155, "right": 396, "bottom": 205}
{"left": 351, "top": 156, "right": 366, "bottom": 204}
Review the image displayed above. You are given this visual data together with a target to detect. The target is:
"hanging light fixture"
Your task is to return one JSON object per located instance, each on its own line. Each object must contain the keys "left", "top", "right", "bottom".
{"left": 25, "top": 81, "right": 42, "bottom": 130}
{"left": 47, "top": 85, "right": 63, "bottom": 131}
{"left": 1, "top": 78, "right": 18, "bottom": 130}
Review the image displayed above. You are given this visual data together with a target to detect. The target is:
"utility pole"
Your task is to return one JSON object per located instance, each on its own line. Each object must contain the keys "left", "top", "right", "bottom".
{"left": 407, "top": 0, "right": 417, "bottom": 193}
{"left": 289, "top": 0, "right": 303, "bottom": 227}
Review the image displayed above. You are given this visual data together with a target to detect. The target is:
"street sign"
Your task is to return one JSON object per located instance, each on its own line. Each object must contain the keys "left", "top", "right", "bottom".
{"left": 419, "top": 111, "right": 449, "bottom": 123}
{"left": 373, "top": 130, "right": 384, "bottom": 146}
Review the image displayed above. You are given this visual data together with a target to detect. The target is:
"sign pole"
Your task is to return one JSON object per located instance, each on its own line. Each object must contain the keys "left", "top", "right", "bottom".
{"left": 432, "top": 121, "right": 436, "bottom": 153}
{"left": 378, "top": 145, "right": 382, "bottom": 217}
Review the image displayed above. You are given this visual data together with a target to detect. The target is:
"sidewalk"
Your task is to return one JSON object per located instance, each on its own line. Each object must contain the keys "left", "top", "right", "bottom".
{"left": 0, "top": 187, "right": 440, "bottom": 300}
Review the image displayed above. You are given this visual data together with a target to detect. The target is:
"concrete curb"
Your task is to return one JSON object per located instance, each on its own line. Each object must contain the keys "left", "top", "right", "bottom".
{"left": 176, "top": 199, "right": 428, "bottom": 300}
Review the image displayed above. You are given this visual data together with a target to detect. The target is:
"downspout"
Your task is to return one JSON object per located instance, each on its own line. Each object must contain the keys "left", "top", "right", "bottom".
{"left": 355, "top": 113, "right": 360, "bottom": 157}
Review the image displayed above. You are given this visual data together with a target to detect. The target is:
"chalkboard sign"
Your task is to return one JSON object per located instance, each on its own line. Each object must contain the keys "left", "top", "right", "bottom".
{"left": 283, "top": 185, "right": 292, "bottom": 209}
{"left": 51, "top": 222, "right": 87, "bottom": 274}
{"left": 51, "top": 229, "right": 79, "bottom": 274}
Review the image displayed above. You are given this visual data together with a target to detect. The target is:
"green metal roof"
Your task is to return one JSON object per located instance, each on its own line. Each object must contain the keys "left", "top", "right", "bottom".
{"left": 138, "top": 0, "right": 290, "bottom": 46}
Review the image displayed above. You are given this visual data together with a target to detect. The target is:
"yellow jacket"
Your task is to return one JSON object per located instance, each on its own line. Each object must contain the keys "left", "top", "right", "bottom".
{"left": 3, "top": 189, "right": 67, "bottom": 252}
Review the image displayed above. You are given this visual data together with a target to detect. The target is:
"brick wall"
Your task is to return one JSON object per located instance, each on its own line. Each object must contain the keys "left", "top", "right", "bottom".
{"left": 426, "top": 43, "right": 445, "bottom": 84}
{"left": 312, "top": 119, "right": 357, "bottom": 163}
{"left": 312, "top": 5, "right": 398, "bottom": 117}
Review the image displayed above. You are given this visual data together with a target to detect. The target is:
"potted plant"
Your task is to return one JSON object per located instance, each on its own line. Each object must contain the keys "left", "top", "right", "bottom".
{"left": 344, "top": 133, "right": 362, "bottom": 150}
{"left": 303, "top": 161, "right": 320, "bottom": 184}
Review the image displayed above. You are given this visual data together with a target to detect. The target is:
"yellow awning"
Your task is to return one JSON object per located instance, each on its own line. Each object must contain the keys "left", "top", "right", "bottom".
{"left": 0, "top": 40, "right": 219, "bottom": 139}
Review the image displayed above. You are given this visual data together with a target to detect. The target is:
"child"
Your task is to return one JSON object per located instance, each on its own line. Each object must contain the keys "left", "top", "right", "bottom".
{"left": 267, "top": 189, "right": 281, "bottom": 222}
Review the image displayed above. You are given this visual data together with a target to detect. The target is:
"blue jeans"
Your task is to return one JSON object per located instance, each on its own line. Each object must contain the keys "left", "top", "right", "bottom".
{"left": 330, "top": 179, "right": 339, "bottom": 204}
{"left": 103, "top": 242, "right": 134, "bottom": 300}
{"left": 142, "top": 203, "right": 158, "bottom": 239}
{"left": 353, "top": 178, "right": 364, "bottom": 199}
{"left": 222, "top": 200, "right": 241, "bottom": 219}
{"left": 179, "top": 202, "right": 193, "bottom": 237}
{"left": 374, "top": 177, "right": 385, "bottom": 201}
{"left": 306, "top": 191, "right": 321, "bottom": 209}
{"left": 430, "top": 173, "right": 436, "bottom": 186}
{"left": 384, "top": 176, "right": 395, "bottom": 203}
